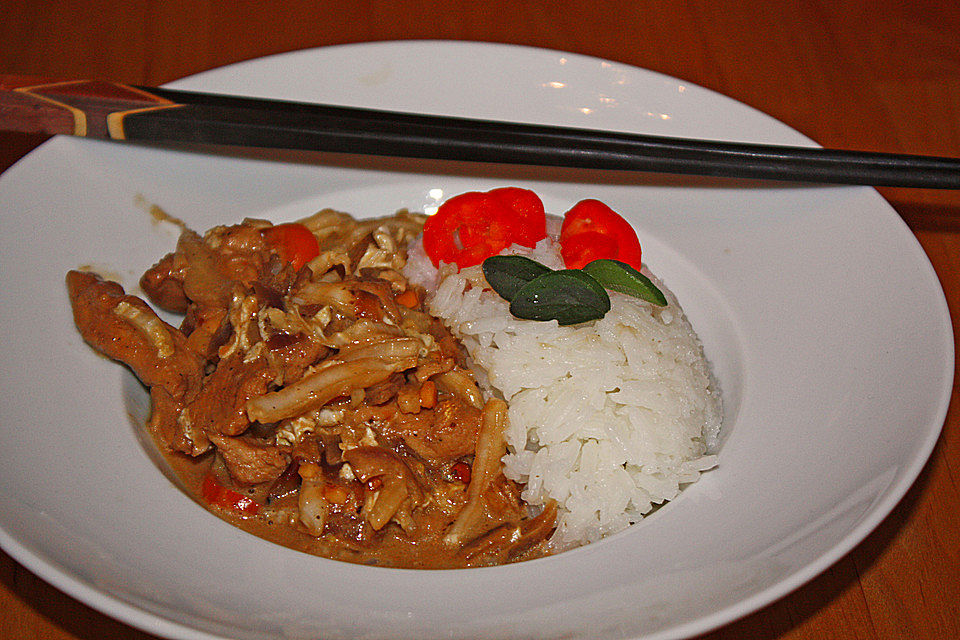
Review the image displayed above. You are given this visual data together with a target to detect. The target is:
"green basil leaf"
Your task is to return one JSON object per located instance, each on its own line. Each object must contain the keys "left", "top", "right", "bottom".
{"left": 581, "top": 259, "right": 668, "bottom": 306}
{"left": 482, "top": 255, "right": 553, "bottom": 301}
{"left": 510, "top": 269, "right": 611, "bottom": 325}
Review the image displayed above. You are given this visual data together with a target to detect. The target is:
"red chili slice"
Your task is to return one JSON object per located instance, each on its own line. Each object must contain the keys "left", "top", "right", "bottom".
{"left": 422, "top": 188, "right": 547, "bottom": 268}
{"left": 261, "top": 223, "right": 320, "bottom": 271}
{"left": 559, "top": 231, "right": 620, "bottom": 269}
{"left": 488, "top": 187, "right": 547, "bottom": 248}
{"left": 559, "top": 199, "right": 643, "bottom": 270}
{"left": 201, "top": 474, "right": 261, "bottom": 515}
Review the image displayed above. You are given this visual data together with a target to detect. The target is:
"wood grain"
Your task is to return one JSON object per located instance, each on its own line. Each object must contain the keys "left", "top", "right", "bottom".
{"left": 1, "top": 1, "right": 957, "bottom": 639}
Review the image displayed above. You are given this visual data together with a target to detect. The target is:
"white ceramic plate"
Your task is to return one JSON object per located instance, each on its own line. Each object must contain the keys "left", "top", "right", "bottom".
{"left": 0, "top": 41, "right": 953, "bottom": 640}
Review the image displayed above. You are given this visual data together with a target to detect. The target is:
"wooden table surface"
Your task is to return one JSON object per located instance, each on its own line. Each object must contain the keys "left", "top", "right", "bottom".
{"left": 1, "top": 1, "right": 957, "bottom": 638}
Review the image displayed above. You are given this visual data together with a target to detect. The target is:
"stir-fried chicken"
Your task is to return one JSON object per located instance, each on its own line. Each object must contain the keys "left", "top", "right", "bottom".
{"left": 66, "top": 209, "right": 555, "bottom": 568}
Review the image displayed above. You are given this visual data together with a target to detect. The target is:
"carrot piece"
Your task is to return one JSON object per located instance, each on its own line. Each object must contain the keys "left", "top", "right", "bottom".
{"left": 419, "top": 380, "right": 437, "bottom": 408}
{"left": 395, "top": 289, "right": 419, "bottom": 308}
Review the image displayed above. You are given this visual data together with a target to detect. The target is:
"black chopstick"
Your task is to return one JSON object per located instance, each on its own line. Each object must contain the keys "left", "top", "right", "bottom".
{"left": 3, "top": 75, "right": 958, "bottom": 188}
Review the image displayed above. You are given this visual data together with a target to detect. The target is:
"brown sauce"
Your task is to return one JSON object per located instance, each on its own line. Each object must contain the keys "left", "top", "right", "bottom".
{"left": 154, "top": 428, "right": 550, "bottom": 569}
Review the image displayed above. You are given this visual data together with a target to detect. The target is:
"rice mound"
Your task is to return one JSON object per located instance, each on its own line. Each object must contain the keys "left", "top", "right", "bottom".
{"left": 404, "top": 231, "right": 721, "bottom": 550}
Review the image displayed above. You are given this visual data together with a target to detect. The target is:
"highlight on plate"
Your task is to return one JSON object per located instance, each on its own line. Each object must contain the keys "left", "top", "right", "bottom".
{"left": 66, "top": 187, "right": 722, "bottom": 568}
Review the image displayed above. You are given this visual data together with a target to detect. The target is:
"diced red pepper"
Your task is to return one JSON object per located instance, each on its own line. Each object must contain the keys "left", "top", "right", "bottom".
{"left": 559, "top": 199, "right": 643, "bottom": 270}
{"left": 201, "top": 474, "right": 261, "bottom": 515}
{"left": 261, "top": 223, "right": 320, "bottom": 271}
{"left": 422, "top": 188, "right": 547, "bottom": 268}
{"left": 451, "top": 461, "right": 472, "bottom": 484}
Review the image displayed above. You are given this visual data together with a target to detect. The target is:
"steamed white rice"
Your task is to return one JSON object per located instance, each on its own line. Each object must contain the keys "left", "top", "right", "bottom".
{"left": 404, "top": 226, "right": 721, "bottom": 550}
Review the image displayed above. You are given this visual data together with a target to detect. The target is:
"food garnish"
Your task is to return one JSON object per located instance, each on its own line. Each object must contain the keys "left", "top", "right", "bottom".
{"left": 559, "top": 199, "right": 643, "bottom": 270}
{"left": 582, "top": 259, "right": 668, "bottom": 306}
{"left": 422, "top": 187, "right": 547, "bottom": 268}
{"left": 509, "top": 268, "right": 612, "bottom": 325}
{"left": 480, "top": 255, "right": 552, "bottom": 300}
{"left": 482, "top": 253, "right": 666, "bottom": 325}
{"left": 427, "top": 190, "right": 662, "bottom": 323}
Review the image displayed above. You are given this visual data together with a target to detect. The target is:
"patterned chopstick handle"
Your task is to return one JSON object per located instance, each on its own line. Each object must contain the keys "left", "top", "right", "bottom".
{"left": 0, "top": 74, "right": 181, "bottom": 139}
